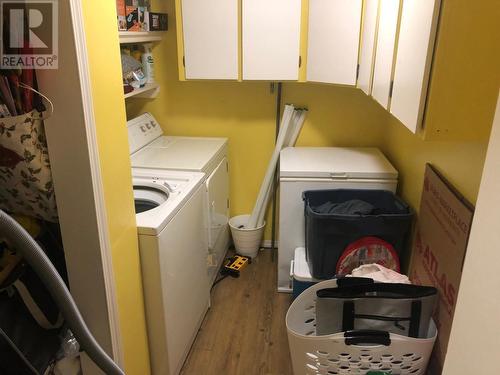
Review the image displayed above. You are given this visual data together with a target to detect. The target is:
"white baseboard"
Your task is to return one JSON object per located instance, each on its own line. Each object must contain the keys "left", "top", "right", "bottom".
{"left": 228, "top": 239, "right": 278, "bottom": 250}
{"left": 261, "top": 239, "right": 279, "bottom": 249}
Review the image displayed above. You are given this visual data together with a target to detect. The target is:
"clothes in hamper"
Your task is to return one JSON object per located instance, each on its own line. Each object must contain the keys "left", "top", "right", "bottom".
{"left": 312, "top": 198, "right": 405, "bottom": 216}
{"left": 312, "top": 199, "right": 375, "bottom": 215}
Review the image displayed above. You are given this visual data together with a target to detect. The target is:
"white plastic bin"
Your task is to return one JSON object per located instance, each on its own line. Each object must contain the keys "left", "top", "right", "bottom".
{"left": 292, "top": 247, "right": 321, "bottom": 299}
{"left": 286, "top": 280, "right": 437, "bottom": 375}
{"left": 229, "top": 214, "right": 265, "bottom": 258}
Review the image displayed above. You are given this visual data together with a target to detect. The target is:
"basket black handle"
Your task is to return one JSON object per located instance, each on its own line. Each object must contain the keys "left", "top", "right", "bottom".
{"left": 336, "top": 277, "right": 374, "bottom": 288}
{"left": 344, "top": 330, "right": 391, "bottom": 346}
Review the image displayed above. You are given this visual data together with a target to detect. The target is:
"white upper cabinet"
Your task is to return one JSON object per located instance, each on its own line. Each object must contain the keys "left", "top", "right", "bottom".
{"left": 357, "top": 0, "right": 379, "bottom": 95}
{"left": 371, "top": 0, "right": 400, "bottom": 109}
{"left": 181, "top": 0, "right": 238, "bottom": 80}
{"left": 306, "top": 0, "right": 362, "bottom": 85}
{"left": 390, "top": 0, "right": 441, "bottom": 133}
{"left": 242, "top": 0, "right": 302, "bottom": 80}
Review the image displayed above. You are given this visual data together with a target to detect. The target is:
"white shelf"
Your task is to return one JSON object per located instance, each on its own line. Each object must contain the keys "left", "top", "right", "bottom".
{"left": 124, "top": 83, "right": 160, "bottom": 99}
{"left": 119, "top": 31, "right": 164, "bottom": 44}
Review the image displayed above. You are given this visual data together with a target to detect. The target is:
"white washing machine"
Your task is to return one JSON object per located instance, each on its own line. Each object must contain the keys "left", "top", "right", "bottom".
{"left": 278, "top": 147, "right": 399, "bottom": 292}
{"left": 132, "top": 168, "right": 208, "bottom": 375}
{"left": 128, "top": 113, "right": 230, "bottom": 283}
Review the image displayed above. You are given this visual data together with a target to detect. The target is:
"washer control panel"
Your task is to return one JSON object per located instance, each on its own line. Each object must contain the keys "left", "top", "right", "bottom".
{"left": 127, "top": 112, "right": 163, "bottom": 154}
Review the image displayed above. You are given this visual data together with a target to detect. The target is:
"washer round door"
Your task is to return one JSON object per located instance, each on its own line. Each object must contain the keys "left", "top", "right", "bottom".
{"left": 133, "top": 184, "right": 170, "bottom": 213}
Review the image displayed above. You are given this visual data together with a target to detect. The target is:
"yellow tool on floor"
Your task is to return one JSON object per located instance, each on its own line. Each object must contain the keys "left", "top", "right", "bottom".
{"left": 221, "top": 255, "right": 250, "bottom": 278}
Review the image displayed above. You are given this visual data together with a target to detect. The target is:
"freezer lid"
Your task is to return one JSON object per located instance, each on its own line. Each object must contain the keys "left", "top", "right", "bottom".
{"left": 130, "top": 136, "right": 228, "bottom": 173}
{"left": 280, "top": 147, "right": 398, "bottom": 179}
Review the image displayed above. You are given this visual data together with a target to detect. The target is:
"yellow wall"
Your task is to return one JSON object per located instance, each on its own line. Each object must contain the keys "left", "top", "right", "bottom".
{"left": 127, "top": 0, "right": 498, "bottom": 245}
{"left": 381, "top": 116, "right": 488, "bottom": 211}
{"left": 82, "top": 1, "right": 151, "bottom": 374}
{"left": 423, "top": 0, "right": 500, "bottom": 141}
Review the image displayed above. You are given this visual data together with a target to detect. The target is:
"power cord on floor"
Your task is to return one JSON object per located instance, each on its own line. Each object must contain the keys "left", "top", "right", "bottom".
{"left": 210, "top": 274, "right": 229, "bottom": 291}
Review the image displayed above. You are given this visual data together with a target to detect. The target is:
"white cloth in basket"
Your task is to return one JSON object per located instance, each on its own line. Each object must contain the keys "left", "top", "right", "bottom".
{"left": 348, "top": 263, "right": 411, "bottom": 284}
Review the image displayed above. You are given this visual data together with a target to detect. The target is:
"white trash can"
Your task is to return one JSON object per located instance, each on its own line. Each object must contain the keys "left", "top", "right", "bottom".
{"left": 228, "top": 214, "right": 265, "bottom": 258}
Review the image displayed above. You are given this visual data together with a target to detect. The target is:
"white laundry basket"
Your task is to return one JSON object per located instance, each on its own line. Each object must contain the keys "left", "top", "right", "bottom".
{"left": 286, "top": 280, "right": 437, "bottom": 375}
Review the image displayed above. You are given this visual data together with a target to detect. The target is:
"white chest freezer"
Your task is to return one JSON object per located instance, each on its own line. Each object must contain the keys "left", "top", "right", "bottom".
{"left": 278, "top": 147, "right": 399, "bottom": 292}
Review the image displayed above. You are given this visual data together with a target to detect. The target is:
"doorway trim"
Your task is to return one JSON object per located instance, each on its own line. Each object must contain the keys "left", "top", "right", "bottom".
{"left": 68, "top": 0, "right": 124, "bottom": 366}
{"left": 37, "top": 0, "right": 124, "bottom": 371}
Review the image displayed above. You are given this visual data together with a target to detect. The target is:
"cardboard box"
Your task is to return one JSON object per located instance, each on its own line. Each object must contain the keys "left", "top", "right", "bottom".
{"left": 125, "top": 0, "right": 141, "bottom": 31}
{"left": 409, "top": 164, "right": 474, "bottom": 374}
{"left": 116, "top": 0, "right": 127, "bottom": 31}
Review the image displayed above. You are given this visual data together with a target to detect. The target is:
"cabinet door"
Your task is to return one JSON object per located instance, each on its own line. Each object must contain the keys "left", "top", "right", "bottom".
{"left": 242, "top": 0, "right": 302, "bottom": 80}
{"left": 371, "top": 0, "right": 400, "bottom": 108}
{"left": 390, "top": 0, "right": 441, "bottom": 133}
{"left": 357, "top": 0, "right": 379, "bottom": 94}
{"left": 306, "top": 0, "right": 362, "bottom": 85}
{"left": 181, "top": 0, "right": 238, "bottom": 79}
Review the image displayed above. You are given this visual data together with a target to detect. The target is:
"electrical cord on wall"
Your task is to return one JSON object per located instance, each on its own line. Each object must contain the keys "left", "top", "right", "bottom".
{"left": 0, "top": 209, "right": 125, "bottom": 375}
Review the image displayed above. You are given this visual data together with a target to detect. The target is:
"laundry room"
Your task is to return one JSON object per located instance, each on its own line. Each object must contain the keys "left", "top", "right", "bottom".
{"left": 0, "top": 0, "right": 499, "bottom": 375}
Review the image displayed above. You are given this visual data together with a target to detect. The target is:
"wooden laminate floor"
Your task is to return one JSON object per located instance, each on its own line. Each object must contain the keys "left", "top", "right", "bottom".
{"left": 180, "top": 250, "right": 293, "bottom": 375}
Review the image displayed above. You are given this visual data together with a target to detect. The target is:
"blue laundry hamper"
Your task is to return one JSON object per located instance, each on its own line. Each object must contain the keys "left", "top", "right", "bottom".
{"left": 303, "top": 189, "right": 413, "bottom": 279}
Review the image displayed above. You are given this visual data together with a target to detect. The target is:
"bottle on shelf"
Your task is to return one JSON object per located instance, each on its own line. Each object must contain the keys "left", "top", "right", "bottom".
{"left": 141, "top": 43, "right": 155, "bottom": 84}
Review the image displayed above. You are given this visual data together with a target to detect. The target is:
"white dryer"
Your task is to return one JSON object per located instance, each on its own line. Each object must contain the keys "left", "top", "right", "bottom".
{"left": 132, "top": 168, "right": 208, "bottom": 375}
{"left": 127, "top": 113, "right": 230, "bottom": 283}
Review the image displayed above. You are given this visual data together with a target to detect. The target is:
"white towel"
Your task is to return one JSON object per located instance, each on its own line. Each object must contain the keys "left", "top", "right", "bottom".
{"left": 349, "top": 263, "right": 411, "bottom": 284}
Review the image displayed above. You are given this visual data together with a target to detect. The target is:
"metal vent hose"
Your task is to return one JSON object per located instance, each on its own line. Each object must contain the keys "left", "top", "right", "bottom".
{"left": 0, "top": 209, "right": 125, "bottom": 375}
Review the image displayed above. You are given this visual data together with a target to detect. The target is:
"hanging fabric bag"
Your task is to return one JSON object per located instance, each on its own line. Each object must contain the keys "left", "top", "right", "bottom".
{"left": 0, "top": 90, "right": 57, "bottom": 222}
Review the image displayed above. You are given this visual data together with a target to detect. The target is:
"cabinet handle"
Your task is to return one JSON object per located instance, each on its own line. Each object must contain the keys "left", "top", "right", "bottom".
{"left": 299, "top": 55, "right": 302, "bottom": 68}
